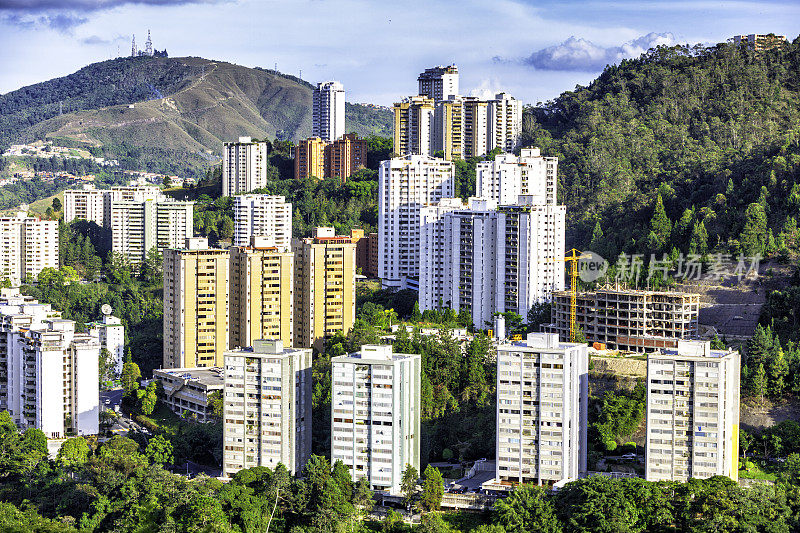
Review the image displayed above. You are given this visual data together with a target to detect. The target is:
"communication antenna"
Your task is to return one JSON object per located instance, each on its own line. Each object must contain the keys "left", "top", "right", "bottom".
{"left": 299, "top": 69, "right": 302, "bottom": 79}
{"left": 274, "top": 62, "right": 277, "bottom": 72}
{"left": 101, "top": 304, "right": 113, "bottom": 316}
{"left": 59, "top": 101, "right": 63, "bottom": 116}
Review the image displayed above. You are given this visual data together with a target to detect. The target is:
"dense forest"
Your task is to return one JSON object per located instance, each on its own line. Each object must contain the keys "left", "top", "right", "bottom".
{"left": 521, "top": 38, "right": 800, "bottom": 261}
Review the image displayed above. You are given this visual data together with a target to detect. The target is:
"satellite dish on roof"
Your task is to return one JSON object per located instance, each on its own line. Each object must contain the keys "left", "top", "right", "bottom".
{"left": 101, "top": 304, "right": 113, "bottom": 316}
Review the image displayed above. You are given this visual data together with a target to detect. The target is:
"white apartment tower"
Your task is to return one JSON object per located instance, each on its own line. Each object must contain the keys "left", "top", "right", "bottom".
{"left": 378, "top": 155, "right": 454, "bottom": 289}
{"left": 223, "top": 339, "right": 312, "bottom": 477}
{"left": 494, "top": 333, "right": 588, "bottom": 486}
{"left": 110, "top": 198, "right": 193, "bottom": 264}
{"left": 87, "top": 312, "right": 126, "bottom": 377}
{"left": 313, "top": 81, "right": 346, "bottom": 142}
{"left": 2, "top": 315, "right": 100, "bottom": 438}
{"left": 477, "top": 148, "right": 558, "bottom": 205}
{"left": 0, "top": 211, "right": 58, "bottom": 285}
{"left": 419, "top": 196, "right": 565, "bottom": 327}
{"left": 331, "top": 345, "right": 421, "bottom": 495}
{"left": 223, "top": 137, "right": 269, "bottom": 197}
{"left": 64, "top": 184, "right": 106, "bottom": 225}
{"left": 488, "top": 93, "right": 523, "bottom": 153}
{"left": 645, "top": 340, "right": 740, "bottom": 483}
{"left": 393, "top": 96, "right": 436, "bottom": 157}
{"left": 233, "top": 195, "right": 293, "bottom": 249}
{"left": 418, "top": 65, "right": 459, "bottom": 102}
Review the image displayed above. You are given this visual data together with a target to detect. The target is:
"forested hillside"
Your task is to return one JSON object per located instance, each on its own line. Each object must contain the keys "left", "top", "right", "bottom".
{"left": 0, "top": 56, "right": 392, "bottom": 176}
{"left": 522, "top": 38, "right": 800, "bottom": 259}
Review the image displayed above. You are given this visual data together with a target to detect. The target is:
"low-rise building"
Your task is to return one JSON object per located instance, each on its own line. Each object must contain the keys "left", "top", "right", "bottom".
{"left": 154, "top": 367, "right": 224, "bottom": 423}
{"left": 86, "top": 311, "right": 125, "bottom": 377}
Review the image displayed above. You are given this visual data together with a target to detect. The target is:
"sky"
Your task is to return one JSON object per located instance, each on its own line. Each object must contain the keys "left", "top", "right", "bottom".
{"left": 0, "top": 0, "right": 798, "bottom": 106}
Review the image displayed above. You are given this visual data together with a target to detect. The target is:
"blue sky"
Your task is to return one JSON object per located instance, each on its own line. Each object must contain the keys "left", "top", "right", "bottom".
{"left": 0, "top": 0, "right": 798, "bottom": 105}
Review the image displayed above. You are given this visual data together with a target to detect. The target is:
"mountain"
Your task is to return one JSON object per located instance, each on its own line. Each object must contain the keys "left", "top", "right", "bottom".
{"left": 522, "top": 37, "right": 800, "bottom": 260}
{"left": 0, "top": 56, "right": 392, "bottom": 176}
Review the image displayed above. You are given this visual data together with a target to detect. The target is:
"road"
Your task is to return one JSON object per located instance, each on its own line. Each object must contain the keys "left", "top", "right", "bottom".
{"left": 101, "top": 388, "right": 124, "bottom": 410}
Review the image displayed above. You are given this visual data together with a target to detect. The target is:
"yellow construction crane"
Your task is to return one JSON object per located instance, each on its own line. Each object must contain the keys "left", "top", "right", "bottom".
{"left": 541, "top": 249, "right": 591, "bottom": 343}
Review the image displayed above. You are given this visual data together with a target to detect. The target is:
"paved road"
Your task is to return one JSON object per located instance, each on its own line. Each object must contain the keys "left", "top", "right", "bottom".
{"left": 101, "top": 388, "right": 124, "bottom": 410}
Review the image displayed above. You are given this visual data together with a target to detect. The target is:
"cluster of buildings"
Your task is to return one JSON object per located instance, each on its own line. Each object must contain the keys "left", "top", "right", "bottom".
{"left": 0, "top": 288, "right": 124, "bottom": 438}
{"left": 0, "top": 209, "right": 58, "bottom": 286}
{"left": 731, "top": 33, "right": 788, "bottom": 52}
{"left": 63, "top": 183, "right": 193, "bottom": 264}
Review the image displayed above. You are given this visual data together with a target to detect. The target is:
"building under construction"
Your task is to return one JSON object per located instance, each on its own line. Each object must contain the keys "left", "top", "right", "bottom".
{"left": 544, "top": 287, "right": 700, "bottom": 353}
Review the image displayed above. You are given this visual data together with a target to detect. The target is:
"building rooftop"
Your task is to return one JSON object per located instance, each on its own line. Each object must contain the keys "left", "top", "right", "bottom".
{"left": 656, "top": 340, "right": 737, "bottom": 359}
{"left": 334, "top": 344, "right": 419, "bottom": 363}
{"left": 502, "top": 332, "right": 585, "bottom": 351}
{"left": 154, "top": 367, "right": 225, "bottom": 388}
{"left": 225, "top": 339, "right": 309, "bottom": 358}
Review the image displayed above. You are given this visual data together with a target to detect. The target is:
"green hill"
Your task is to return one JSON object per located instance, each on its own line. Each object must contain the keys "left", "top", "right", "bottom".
{"left": 522, "top": 37, "right": 800, "bottom": 261}
{"left": 0, "top": 56, "right": 392, "bottom": 176}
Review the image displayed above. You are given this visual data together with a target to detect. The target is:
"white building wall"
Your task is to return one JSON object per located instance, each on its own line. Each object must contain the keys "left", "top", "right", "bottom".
{"left": 223, "top": 138, "right": 269, "bottom": 197}
{"left": 378, "top": 155, "right": 454, "bottom": 288}
{"left": 0, "top": 215, "right": 59, "bottom": 285}
{"left": 331, "top": 345, "right": 421, "bottom": 495}
{"left": 88, "top": 315, "right": 125, "bottom": 376}
{"left": 233, "top": 195, "right": 293, "bottom": 249}
{"left": 488, "top": 93, "right": 523, "bottom": 153}
{"left": 313, "top": 81, "right": 346, "bottom": 142}
{"left": 64, "top": 185, "right": 106, "bottom": 225}
{"left": 476, "top": 148, "right": 557, "bottom": 205}
{"left": 72, "top": 336, "right": 100, "bottom": 435}
{"left": 495, "top": 333, "right": 588, "bottom": 485}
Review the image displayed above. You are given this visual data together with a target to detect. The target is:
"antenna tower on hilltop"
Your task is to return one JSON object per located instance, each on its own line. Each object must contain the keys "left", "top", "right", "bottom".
{"left": 145, "top": 30, "right": 153, "bottom": 56}
{"left": 131, "top": 34, "right": 137, "bottom": 57}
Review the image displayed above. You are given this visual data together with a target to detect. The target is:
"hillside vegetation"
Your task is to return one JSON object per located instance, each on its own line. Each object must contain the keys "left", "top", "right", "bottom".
{"left": 523, "top": 38, "right": 800, "bottom": 260}
{"left": 0, "top": 56, "right": 392, "bottom": 176}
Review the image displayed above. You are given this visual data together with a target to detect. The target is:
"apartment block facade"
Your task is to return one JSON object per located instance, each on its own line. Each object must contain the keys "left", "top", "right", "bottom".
{"left": 293, "top": 228, "right": 356, "bottom": 351}
{"left": 393, "top": 96, "right": 435, "bottom": 157}
{"left": 64, "top": 184, "right": 106, "bottom": 225}
{"left": 645, "top": 340, "right": 740, "bottom": 482}
{"left": 488, "top": 92, "right": 523, "bottom": 153}
{"left": 418, "top": 65, "right": 459, "bottom": 102}
{"left": 223, "top": 339, "right": 312, "bottom": 477}
{"left": 378, "top": 155, "right": 454, "bottom": 289}
{"left": 331, "top": 345, "right": 421, "bottom": 495}
{"left": 546, "top": 288, "right": 701, "bottom": 353}
{"left": 732, "top": 33, "right": 787, "bottom": 51}
{"left": 294, "top": 134, "right": 368, "bottom": 181}
{"left": 110, "top": 198, "right": 193, "bottom": 264}
{"left": 154, "top": 366, "right": 223, "bottom": 423}
{"left": 86, "top": 313, "right": 125, "bottom": 376}
{"left": 232, "top": 194, "right": 292, "bottom": 249}
{"left": 229, "top": 240, "right": 294, "bottom": 350}
{"left": 477, "top": 148, "right": 558, "bottom": 205}
{"left": 0, "top": 212, "right": 58, "bottom": 285}
{"left": 163, "top": 238, "right": 230, "bottom": 369}
{"left": 223, "top": 137, "right": 268, "bottom": 197}
{"left": 493, "top": 333, "right": 588, "bottom": 487}
{"left": 313, "top": 81, "right": 345, "bottom": 142}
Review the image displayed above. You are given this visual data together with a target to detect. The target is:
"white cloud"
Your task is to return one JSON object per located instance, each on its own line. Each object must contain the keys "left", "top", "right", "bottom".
{"left": 523, "top": 32, "right": 678, "bottom": 71}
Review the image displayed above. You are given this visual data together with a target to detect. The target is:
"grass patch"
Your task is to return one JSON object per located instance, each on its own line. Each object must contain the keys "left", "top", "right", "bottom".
{"left": 441, "top": 511, "right": 491, "bottom": 532}
{"left": 134, "top": 403, "right": 184, "bottom": 436}
{"left": 739, "top": 458, "right": 780, "bottom": 481}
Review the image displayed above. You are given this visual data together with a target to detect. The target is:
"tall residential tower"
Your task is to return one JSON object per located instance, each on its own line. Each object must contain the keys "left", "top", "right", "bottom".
{"left": 313, "top": 81, "right": 345, "bottom": 142}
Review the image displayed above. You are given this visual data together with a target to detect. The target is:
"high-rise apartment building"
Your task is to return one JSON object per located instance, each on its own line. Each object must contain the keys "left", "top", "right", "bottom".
{"left": 462, "top": 97, "right": 489, "bottom": 158}
{"left": 64, "top": 184, "right": 106, "bottom": 225}
{"left": 477, "top": 148, "right": 558, "bottom": 205}
{"left": 492, "top": 333, "right": 588, "bottom": 487}
{"left": 0, "top": 211, "right": 58, "bottom": 285}
{"left": 232, "top": 194, "right": 292, "bottom": 249}
{"left": 393, "top": 96, "right": 435, "bottom": 157}
{"left": 545, "top": 288, "right": 700, "bottom": 353}
{"left": 419, "top": 197, "right": 565, "bottom": 327}
{"left": 110, "top": 198, "right": 193, "bottom": 264}
{"left": 434, "top": 97, "right": 464, "bottom": 161}
{"left": 223, "top": 137, "right": 269, "bottom": 197}
{"left": 293, "top": 228, "right": 356, "bottom": 351}
{"left": 0, "top": 296, "right": 100, "bottom": 439}
{"left": 418, "top": 65, "right": 459, "bottom": 102}
{"left": 313, "top": 81, "right": 346, "bottom": 142}
{"left": 86, "top": 312, "right": 125, "bottom": 377}
{"left": 229, "top": 239, "right": 294, "bottom": 349}
{"left": 645, "top": 340, "right": 740, "bottom": 482}
{"left": 295, "top": 137, "right": 327, "bottom": 180}
{"left": 378, "top": 155, "right": 454, "bottom": 289}
{"left": 326, "top": 133, "right": 368, "bottom": 181}
{"left": 223, "top": 339, "right": 312, "bottom": 477}
{"left": 163, "top": 238, "right": 229, "bottom": 369}
{"left": 488, "top": 93, "right": 523, "bottom": 153}
{"left": 294, "top": 134, "right": 368, "bottom": 182}
{"left": 331, "top": 344, "right": 421, "bottom": 495}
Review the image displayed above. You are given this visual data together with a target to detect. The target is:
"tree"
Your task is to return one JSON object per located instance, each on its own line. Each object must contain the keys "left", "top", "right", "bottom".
{"left": 121, "top": 360, "right": 141, "bottom": 396}
{"left": 56, "top": 436, "right": 90, "bottom": 471}
{"left": 419, "top": 513, "right": 452, "bottom": 533}
{"left": 209, "top": 390, "right": 223, "bottom": 419}
{"left": 753, "top": 363, "right": 767, "bottom": 402}
{"left": 649, "top": 193, "right": 672, "bottom": 251}
{"left": 689, "top": 220, "right": 708, "bottom": 256}
{"left": 411, "top": 302, "right": 422, "bottom": 322}
{"left": 52, "top": 197, "right": 62, "bottom": 212}
{"left": 589, "top": 221, "right": 605, "bottom": 256}
{"left": 770, "top": 347, "right": 789, "bottom": 396}
{"left": 421, "top": 464, "right": 444, "bottom": 511}
{"left": 136, "top": 381, "right": 158, "bottom": 415}
{"left": 145, "top": 434, "right": 174, "bottom": 465}
{"left": 740, "top": 202, "right": 768, "bottom": 256}
{"left": 353, "top": 477, "right": 375, "bottom": 513}
{"left": 400, "top": 463, "right": 419, "bottom": 510}
{"left": 495, "top": 484, "right": 562, "bottom": 533}
{"left": 218, "top": 215, "right": 234, "bottom": 240}
{"left": 99, "top": 347, "right": 114, "bottom": 384}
